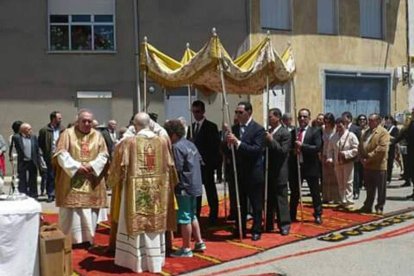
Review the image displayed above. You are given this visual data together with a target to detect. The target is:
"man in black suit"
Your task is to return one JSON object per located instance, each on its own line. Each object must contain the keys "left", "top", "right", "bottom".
{"left": 342, "top": 111, "right": 362, "bottom": 199}
{"left": 395, "top": 107, "right": 414, "bottom": 199}
{"left": 384, "top": 115, "right": 399, "bottom": 184}
{"left": 13, "top": 123, "right": 45, "bottom": 198}
{"left": 290, "top": 108, "right": 323, "bottom": 224}
{"left": 190, "top": 100, "right": 220, "bottom": 223}
{"left": 265, "top": 108, "right": 291, "bottom": 235}
{"left": 227, "top": 101, "right": 265, "bottom": 241}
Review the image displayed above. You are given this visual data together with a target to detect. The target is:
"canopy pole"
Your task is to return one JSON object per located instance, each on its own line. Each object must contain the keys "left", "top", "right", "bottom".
{"left": 292, "top": 77, "right": 304, "bottom": 223}
{"left": 263, "top": 75, "right": 270, "bottom": 231}
{"left": 143, "top": 36, "right": 148, "bottom": 113}
{"left": 187, "top": 84, "right": 192, "bottom": 139}
{"left": 221, "top": 93, "right": 228, "bottom": 221}
{"left": 143, "top": 69, "right": 147, "bottom": 113}
{"left": 215, "top": 28, "right": 243, "bottom": 241}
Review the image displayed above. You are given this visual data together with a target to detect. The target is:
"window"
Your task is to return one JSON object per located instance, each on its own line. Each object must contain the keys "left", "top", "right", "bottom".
{"left": 317, "top": 0, "right": 337, "bottom": 34}
{"left": 48, "top": 0, "right": 115, "bottom": 52}
{"left": 50, "top": 14, "right": 114, "bottom": 51}
{"left": 261, "top": 0, "right": 292, "bottom": 30}
{"left": 360, "top": 0, "right": 384, "bottom": 39}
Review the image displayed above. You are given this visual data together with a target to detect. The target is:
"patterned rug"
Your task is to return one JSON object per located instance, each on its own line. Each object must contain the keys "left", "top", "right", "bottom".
{"left": 42, "top": 202, "right": 380, "bottom": 276}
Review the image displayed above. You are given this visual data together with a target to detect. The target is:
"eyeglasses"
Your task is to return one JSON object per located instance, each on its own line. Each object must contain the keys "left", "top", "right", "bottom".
{"left": 235, "top": 111, "right": 244, "bottom": 115}
{"left": 358, "top": 118, "right": 367, "bottom": 121}
{"left": 192, "top": 109, "right": 203, "bottom": 114}
{"left": 298, "top": 115, "right": 308, "bottom": 119}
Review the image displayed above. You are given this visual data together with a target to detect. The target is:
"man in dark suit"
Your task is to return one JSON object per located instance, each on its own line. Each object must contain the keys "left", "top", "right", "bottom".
{"left": 265, "top": 108, "right": 291, "bottom": 235}
{"left": 290, "top": 108, "right": 323, "bottom": 224}
{"left": 190, "top": 100, "right": 220, "bottom": 224}
{"left": 13, "top": 123, "right": 45, "bottom": 198}
{"left": 342, "top": 111, "right": 362, "bottom": 199}
{"left": 395, "top": 107, "right": 414, "bottom": 199}
{"left": 227, "top": 101, "right": 265, "bottom": 241}
{"left": 384, "top": 115, "right": 399, "bottom": 184}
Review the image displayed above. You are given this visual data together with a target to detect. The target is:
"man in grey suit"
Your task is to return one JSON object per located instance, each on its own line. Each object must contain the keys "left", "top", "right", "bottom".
{"left": 12, "top": 123, "right": 45, "bottom": 198}
{"left": 265, "top": 108, "right": 291, "bottom": 235}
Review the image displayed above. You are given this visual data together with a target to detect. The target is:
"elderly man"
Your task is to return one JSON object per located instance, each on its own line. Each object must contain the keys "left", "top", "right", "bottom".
{"left": 358, "top": 113, "right": 390, "bottom": 214}
{"left": 108, "top": 113, "right": 177, "bottom": 273}
{"left": 12, "top": 123, "right": 45, "bottom": 198}
{"left": 53, "top": 109, "right": 109, "bottom": 245}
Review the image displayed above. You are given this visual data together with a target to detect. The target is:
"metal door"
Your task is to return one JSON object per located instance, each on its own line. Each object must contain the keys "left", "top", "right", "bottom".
{"left": 324, "top": 73, "right": 390, "bottom": 118}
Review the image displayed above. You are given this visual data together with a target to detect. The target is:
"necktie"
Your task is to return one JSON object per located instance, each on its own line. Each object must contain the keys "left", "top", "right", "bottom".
{"left": 297, "top": 128, "right": 304, "bottom": 142}
{"left": 194, "top": 123, "right": 200, "bottom": 138}
{"left": 240, "top": 124, "right": 246, "bottom": 139}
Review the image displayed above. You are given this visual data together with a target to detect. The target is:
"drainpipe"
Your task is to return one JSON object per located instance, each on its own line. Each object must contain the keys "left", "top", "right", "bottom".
{"left": 133, "top": 0, "right": 141, "bottom": 113}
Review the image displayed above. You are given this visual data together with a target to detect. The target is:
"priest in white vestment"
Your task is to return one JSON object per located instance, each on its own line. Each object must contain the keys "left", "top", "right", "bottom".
{"left": 53, "top": 109, "right": 109, "bottom": 245}
{"left": 108, "top": 113, "right": 177, "bottom": 273}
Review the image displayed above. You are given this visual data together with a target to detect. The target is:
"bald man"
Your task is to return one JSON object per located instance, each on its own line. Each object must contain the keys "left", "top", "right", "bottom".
{"left": 12, "top": 123, "right": 45, "bottom": 198}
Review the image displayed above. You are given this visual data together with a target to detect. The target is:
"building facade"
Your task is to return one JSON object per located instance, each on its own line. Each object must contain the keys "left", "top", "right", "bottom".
{"left": 1, "top": 0, "right": 413, "bottom": 143}
{"left": 0, "top": 0, "right": 249, "bottom": 140}
{"left": 250, "top": 0, "right": 411, "bottom": 123}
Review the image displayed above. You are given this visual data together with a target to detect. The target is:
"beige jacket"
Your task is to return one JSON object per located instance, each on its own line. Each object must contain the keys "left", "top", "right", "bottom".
{"left": 359, "top": 125, "right": 390, "bottom": 171}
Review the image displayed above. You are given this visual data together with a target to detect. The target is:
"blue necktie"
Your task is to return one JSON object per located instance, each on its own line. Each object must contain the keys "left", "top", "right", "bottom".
{"left": 240, "top": 125, "right": 246, "bottom": 139}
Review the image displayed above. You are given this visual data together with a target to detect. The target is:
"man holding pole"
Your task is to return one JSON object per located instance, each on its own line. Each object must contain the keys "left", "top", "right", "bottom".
{"left": 265, "top": 108, "right": 291, "bottom": 235}
{"left": 226, "top": 101, "right": 265, "bottom": 241}
{"left": 289, "top": 108, "right": 323, "bottom": 224}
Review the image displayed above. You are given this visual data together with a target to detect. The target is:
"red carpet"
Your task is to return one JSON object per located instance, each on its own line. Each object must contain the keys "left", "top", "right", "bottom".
{"left": 42, "top": 202, "right": 379, "bottom": 276}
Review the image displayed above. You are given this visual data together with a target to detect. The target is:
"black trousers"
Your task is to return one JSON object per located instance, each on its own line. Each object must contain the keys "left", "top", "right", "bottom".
{"left": 18, "top": 160, "right": 38, "bottom": 198}
{"left": 45, "top": 161, "right": 55, "bottom": 198}
{"left": 387, "top": 147, "right": 396, "bottom": 182}
{"left": 235, "top": 178, "right": 263, "bottom": 234}
{"left": 196, "top": 165, "right": 219, "bottom": 220}
{"left": 353, "top": 162, "right": 360, "bottom": 195}
{"left": 266, "top": 182, "right": 290, "bottom": 231}
{"left": 289, "top": 168, "right": 322, "bottom": 220}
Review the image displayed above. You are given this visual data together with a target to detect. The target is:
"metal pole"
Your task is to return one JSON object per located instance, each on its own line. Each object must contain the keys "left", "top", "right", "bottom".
{"left": 216, "top": 29, "right": 243, "bottom": 240}
{"left": 263, "top": 75, "right": 270, "bottom": 230}
{"left": 292, "top": 78, "right": 304, "bottom": 222}
{"left": 143, "top": 68, "right": 147, "bottom": 113}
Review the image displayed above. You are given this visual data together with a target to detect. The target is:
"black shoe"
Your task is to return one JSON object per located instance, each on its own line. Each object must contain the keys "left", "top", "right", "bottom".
{"left": 280, "top": 226, "right": 290, "bottom": 236}
{"left": 208, "top": 217, "right": 217, "bottom": 226}
{"left": 251, "top": 233, "right": 261, "bottom": 241}
{"left": 314, "top": 216, "right": 323, "bottom": 225}
{"left": 46, "top": 196, "right": 55, "bottom": 203}
{"left": 401, "top": 182, "right": 411, "bottom": 187}
{"left": 357, "top": 207, "right": 372, "bottom": 213}
{"left": 353, "top": 194, "right": 360, "bottom": 200}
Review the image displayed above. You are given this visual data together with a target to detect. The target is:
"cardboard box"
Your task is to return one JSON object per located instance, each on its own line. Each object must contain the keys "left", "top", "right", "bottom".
{"left": 39, "top": 224, "right": 67, "bottom": 276}
{"left": 63, "top": 233, "right": 73, "bottom": 276}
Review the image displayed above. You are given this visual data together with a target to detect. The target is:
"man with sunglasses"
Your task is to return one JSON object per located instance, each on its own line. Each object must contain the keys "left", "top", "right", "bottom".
{"left": 289, "top": 108, "right": 323, "bottom": 224}
{"left": 227, "top": 101, "right": 265, "bottom": 241}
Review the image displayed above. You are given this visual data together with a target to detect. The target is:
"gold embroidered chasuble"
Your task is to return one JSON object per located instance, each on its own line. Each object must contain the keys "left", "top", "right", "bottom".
{"left": 53, "top": 127, "right": 109, "bottom": 208}
{"left": 108, "top": 134, "right": 177, "bottom": 236}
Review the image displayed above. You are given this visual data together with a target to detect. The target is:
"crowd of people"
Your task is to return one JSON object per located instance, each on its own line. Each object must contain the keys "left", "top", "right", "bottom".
{"left": 0, "top": 103, "right": 413, "bottom": 273}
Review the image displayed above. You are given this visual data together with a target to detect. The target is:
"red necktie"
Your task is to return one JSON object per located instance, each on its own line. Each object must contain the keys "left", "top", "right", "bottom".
{"left": 297, "top": 128, "right": 304, "bottom": 142}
